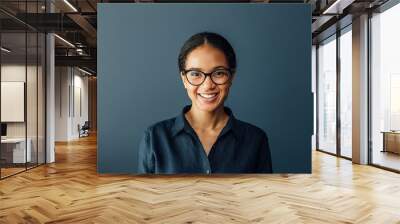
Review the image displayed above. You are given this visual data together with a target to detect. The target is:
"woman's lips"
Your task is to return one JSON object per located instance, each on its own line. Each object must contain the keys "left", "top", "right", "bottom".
{"left": 198, "top": 92, "right": 219, "bottom": 103}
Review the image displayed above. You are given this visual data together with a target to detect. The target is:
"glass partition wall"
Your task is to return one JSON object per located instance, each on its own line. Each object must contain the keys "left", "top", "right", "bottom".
{"left": 316, "top": 26, "right": 353, "bottom": 159}
{"left": 317, "top": 35, "right": 337, "bottom": 155}
{"left": 339, "top": 27, "right": 352, "bottom": 159}
{"left": 370, "top": 2, "right": 400, "bottom": 171}
{"left": 0, "top": 2, "right": 46, "bottom": 179}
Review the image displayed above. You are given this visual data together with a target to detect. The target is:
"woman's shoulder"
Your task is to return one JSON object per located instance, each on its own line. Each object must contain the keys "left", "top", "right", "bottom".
{"left": 144, "top": 117, "right": 177, "bottom": 134}
{"left": 234, "top": 119, "right": 268, "bottom": 139}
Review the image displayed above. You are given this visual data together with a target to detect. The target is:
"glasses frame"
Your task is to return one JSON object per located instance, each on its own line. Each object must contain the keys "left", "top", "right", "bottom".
{"left": 181, "top": 68, "right": 234, "bottom": 86}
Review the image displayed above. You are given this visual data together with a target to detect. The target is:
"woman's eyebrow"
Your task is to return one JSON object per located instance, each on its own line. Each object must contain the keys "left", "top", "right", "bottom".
{"left": 186, "top": 67, "right": 202, "bottom": 71}
{"left": 186, "top": 65, "right": 227, "bottom": 71}
{"left": 212, "top": 66, "right": 229, "bottom": 70}
{"left": 185, "top": 66, "right": 229, "bottom": 71}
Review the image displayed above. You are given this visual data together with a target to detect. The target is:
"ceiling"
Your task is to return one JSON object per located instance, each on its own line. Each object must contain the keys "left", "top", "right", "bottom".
{"left": 0, "top": 0, "right": 391, "bottom": 75}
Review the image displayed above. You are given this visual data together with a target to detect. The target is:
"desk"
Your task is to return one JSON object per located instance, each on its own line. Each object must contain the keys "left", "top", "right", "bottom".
{"left": 1, "top": 138, "right": 32, "bottom": 163}
{"left": 381, "top": 131, "right": 400, "bottom": 154}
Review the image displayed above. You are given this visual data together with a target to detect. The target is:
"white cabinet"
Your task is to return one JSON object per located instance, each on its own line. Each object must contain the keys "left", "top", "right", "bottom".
{"left": 1, "top": 138, "right": 32, "bottom": 163}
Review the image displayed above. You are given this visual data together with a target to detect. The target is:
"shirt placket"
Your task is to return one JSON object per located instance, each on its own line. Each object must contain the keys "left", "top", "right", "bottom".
{"left": 184, "top": 119, "right": 230, "bottom": 175}
{"left": 191, "top": 132, "right": 212, "bottom": 174}
{"left": 199, "top": 139, "right": 212, "bottom": 174}
{"left": 204, "top": 148, "right": 212, "bottom": 174}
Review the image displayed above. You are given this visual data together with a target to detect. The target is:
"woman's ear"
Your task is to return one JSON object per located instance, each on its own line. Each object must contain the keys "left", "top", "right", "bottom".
{"left": 180, "top": 72, "right": 187, "bottom": 89}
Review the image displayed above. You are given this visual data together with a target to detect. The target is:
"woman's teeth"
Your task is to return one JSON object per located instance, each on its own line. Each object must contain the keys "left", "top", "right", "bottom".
{"left": 199, "top": 93, "right": 217, "bottom": 98}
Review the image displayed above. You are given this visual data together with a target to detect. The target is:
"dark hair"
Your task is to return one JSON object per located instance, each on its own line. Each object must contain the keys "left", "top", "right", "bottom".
{"left": 178, "top": 32, "right": 237, "bottom": 73}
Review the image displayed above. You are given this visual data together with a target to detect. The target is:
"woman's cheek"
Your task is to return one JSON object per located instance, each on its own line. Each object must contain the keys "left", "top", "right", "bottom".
{"left": 220, "top": 86, "right": 229, "bottom": 100}
{"left": 187, "top": 86, "right": 197, "bottom": 101}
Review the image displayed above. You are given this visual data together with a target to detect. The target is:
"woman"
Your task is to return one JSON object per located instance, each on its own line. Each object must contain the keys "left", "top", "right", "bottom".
{"left": 138, "top": 32, "right": 272, "bottom": 174}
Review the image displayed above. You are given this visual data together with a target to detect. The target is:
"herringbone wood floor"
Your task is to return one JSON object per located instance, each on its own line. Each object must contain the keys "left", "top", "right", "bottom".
{"left": 1, "top": 134, "right": 400, "bottom": 224}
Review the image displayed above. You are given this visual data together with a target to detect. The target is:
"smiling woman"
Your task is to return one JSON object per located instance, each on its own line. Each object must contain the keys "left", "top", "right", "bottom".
{"left": 137, "top": 32, "right": 273, "bottom": 174}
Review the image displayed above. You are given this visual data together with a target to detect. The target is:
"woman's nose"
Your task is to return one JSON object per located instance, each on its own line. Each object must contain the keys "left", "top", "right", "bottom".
{"left": 201, "top": 75, "right": 216, "bottom": 89}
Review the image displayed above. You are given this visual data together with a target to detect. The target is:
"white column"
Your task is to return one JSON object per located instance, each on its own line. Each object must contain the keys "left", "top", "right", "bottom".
{"left": 352, "top": 14, "right": 369, "bottom": 164}
{"left": 46, "top": 1, "right": 55, "bottom": 163}
{"left": 46, "top": 33, "right": 55, "bottom": 163}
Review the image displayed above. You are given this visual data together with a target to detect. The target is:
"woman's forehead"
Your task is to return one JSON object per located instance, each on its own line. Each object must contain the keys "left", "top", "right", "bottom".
{"left": 185, "top": 45, "right": 228, "bottom": 70}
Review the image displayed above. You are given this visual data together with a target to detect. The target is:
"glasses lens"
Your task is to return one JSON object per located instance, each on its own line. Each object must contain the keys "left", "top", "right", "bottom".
{"left": 186, "top": 70, "right": 205, "bottom": 85}
{"left": 212, "top": 69, "right": 231, "bottom": 84}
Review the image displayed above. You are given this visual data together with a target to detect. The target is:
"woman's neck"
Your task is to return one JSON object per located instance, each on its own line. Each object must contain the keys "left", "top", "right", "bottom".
{"left": 185, "top": 105, "right": 228, "bottom": 131}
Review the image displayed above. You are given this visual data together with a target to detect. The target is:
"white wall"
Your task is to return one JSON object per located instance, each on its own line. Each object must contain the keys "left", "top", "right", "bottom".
{"left": 55, "top": 66, "right": 70, "bottom": 141}
{"left": 1, "top": 64, "right": 39, "bottom": 138}
{"left": 55, "top": 66, "right": 89, "bottom": 141}
{"left": 1, "top": 63, "right": 46, "bottom": 164}
{"left": 1, "top": 66, "right": 26, "bottom": 140}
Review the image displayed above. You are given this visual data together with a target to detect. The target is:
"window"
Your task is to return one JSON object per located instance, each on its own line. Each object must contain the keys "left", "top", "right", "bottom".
{"left": 370, "top": 2, "right": 400, "bottom": 171}
{"left": 317, "top": 35, "right": 337, "bottom": 154}
{"left": 339, "top": 27, "right": 352, "bottom": 158}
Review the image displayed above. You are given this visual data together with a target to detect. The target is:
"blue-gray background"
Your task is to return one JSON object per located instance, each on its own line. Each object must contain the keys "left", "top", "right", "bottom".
{"left": 98, "top": 3, "right": 312, "bottom": 173}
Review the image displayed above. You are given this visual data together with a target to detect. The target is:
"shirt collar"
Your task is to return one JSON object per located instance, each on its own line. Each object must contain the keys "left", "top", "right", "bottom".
{"left": 171, "top": 105, "right": 239, "bottom": 139}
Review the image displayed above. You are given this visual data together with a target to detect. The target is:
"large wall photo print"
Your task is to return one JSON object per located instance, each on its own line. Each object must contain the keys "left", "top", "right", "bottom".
{"left": 98, "top": 3, "right": 312, "bottom": 174}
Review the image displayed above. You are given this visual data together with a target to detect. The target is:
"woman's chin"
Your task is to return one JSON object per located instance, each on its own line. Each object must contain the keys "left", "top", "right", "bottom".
{"left": 194, "top": 100, "right": 222, "bottom": 112}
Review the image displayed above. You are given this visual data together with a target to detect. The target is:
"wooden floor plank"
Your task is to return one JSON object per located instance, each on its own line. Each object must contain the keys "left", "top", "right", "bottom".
{"left": 0, "top": 134, "right": 400, "bottom": 223}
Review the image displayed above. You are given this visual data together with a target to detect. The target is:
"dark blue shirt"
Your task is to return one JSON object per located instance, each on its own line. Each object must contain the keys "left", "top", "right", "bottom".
{"left": 137, "top": 105, "right": 273, "bottom": 174}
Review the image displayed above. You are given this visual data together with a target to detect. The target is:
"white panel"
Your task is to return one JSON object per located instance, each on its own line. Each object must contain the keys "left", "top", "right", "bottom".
{"left": 1, "top": 82, "right": 25, "bottom": 122}
{"left": 46, "top": 31, "right": 56, "bottom": 163}
{"left": 73, "top": 86, "right": 81, "bottom": 138}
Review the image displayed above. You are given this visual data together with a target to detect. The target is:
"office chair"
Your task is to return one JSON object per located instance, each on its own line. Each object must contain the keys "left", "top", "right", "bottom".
{"left": 78, "top": 121, "right": 90, "bottom": 138}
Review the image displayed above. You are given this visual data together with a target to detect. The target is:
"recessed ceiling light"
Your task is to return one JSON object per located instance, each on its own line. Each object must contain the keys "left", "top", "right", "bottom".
{"left": 322, "top": 0, "right": 353, "bottom": 15}
{"left": 54, "top": 34, "right": 75, "bottom": 48}
{"left": 78, "top": 67, "right": 93, "bottom": 76}
{"left": 1, "top": 47, "right": 11, "bottom": 53}
{"left": 63, "top": 0, "right": 78, "bottom": 12}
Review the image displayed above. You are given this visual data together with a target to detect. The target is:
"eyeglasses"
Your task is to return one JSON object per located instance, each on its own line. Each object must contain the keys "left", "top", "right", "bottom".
{"left": 182, "top": 68, "right": 233, "bottom": 86}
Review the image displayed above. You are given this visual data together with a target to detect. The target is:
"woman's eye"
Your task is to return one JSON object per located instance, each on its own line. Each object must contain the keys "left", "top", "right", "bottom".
{"left": 214, "top": 70, "right": 228, "bottom": 77}
{"left": 189, "top": 71, "right": 202, "bottom": 77}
